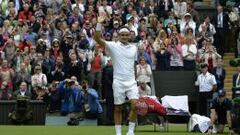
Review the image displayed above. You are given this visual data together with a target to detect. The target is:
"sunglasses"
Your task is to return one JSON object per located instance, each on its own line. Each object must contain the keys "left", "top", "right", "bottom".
{"left": 120, "top": 34, "right": 129, "bottom": 37}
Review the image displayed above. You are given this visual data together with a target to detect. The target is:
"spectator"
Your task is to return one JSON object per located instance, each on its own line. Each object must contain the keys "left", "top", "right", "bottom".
{"left": 88, "top": 47, "right": 104, "bottom": 97}
{"left": 31, "top": 65, "right": 48, "bottom": 90}
{"left": 48, "top": 81, "right": 61, "bottom": 113}
{"left": 211, "top": 59, "right": 226, "bottom": 94}
{"left": 0, "top": 59, "right": 15, "bottom": 90}
{"left": 180, "top": 13, "right": 196, "bottom": 36}
{"left": 57, "top": 79, "right": 82, "bottom": 116}
{"left": 232, "top": 66, "right": 240, "bottom": 99}
{"left": 65, "top": 52, "right": 82, "bottom": 83}
{"left": 173, "top": 0, "right": 187, "bottom": 19}
{"left": 13, "top": 81, "right": 31, "bottom": 99}
{"left": 0, "top": 81, "right": 13, "bottom": 100}
{"left": 18, "top": 3, "right": 32, "bottom": 23}
{"left": 14, "top": 62, "right": 31, "bottom": 90}
{"left": 81, "top": 80, "right": 103, "bottom": 119}
{"left": 50, "top": 57, "right": 65, "bottom": 83}
{"left": 182, "top": 37, "right": 197, "bottom": 70}
{"left": 31, "top": 85, "right": 49, "bottom": 102}
{"left": 138, "top": 81, "right": 151, "bottom": 96}
{"left": 198, "top": 16, "right": 216, "bottom": 45}
{"left": 200, "top": 41, "right": 221, "bottom": 72}
{"left": 136, "top": 57, "right": 152, "bottom": 87}
{"left": 102, "top": 58, "right": 114, "bottom": 124}
{"left": 212, "top": 5, "right": 230, "bottom": 56}
{"left": 167, "top": 37, "right": 183, "bottom": 70}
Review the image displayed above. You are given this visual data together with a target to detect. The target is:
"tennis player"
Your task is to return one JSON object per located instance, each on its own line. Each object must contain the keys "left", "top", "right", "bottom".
{"left": 94, "top": 15, "right": 139, "bottom": 135}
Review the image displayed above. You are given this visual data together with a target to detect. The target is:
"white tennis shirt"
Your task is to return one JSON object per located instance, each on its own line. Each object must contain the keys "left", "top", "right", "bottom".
{"left": 106, "top": 41, "right": 137, "bottom": 81}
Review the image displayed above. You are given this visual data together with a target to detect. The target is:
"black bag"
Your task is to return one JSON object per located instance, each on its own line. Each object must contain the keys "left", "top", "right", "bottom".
{"left": 67, "top": 118, "right": 79, "bottom": 126}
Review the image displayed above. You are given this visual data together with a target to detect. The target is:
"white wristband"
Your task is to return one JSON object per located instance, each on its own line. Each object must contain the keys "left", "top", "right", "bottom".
{"left": 96, "top": 23, "right": 102, "bottom": 32}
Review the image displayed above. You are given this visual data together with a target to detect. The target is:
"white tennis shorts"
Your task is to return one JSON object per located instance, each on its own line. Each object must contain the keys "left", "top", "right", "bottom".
{"left": 112, "top": 79, "right": 139, "bottom": 105}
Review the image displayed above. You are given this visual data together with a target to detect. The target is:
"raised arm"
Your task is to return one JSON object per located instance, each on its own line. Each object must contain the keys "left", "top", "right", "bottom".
{"left": 94, "top": 15, "right": 107, "bottom": 48}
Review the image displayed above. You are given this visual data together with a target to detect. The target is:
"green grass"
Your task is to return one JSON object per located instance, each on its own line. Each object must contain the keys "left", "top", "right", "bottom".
{"left": 0, "top": 125, "right": 230, "bottom": 135}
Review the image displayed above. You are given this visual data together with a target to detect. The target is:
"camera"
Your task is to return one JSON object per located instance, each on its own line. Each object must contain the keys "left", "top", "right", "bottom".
{"left": 65, "top": 80, "right": 75, "bottom": 88}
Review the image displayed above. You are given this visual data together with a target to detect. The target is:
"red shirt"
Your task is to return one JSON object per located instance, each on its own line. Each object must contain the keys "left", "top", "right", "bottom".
{"left": 91, "top": 55, "right": 102, "bottom": 72}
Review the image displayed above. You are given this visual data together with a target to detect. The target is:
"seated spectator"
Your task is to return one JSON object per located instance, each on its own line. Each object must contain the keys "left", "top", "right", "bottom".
{"left": 31, "top": 86, "right": 49, "bottom": 102}
{"left": 0, "top": 81, "right": 13, "bottom": 100}
{"left": 14, "top": 62, "right": 31, "bottom": 90}
{"left": 81, "top": 80, "right": 103, "bottom": 119}
{"left": 136, "top": 57, "right": 152, "bottom": 87}
{"left": 208, "top": 90, "right": 234, "bottom": 134}
{"left": 0, "top": 59, "right": 15, "bottom": 90}
{"left": 138, "top": 81, "right": 151, "bottom": 96}
{"left": 13, "top": 81, "right": 31, "bottom": 99}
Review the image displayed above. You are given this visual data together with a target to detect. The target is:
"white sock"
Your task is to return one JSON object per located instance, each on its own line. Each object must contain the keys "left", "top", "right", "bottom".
{"left": 115, "top": 125, "right": 122, "bottom": 135}
{"left": 128, "top": 122, "right": 135, "bottom": 133}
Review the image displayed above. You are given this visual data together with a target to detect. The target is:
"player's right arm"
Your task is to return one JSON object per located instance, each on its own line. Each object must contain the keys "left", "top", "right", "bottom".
{"left": 94, "top": 15, "right": 107, "bottom": 48}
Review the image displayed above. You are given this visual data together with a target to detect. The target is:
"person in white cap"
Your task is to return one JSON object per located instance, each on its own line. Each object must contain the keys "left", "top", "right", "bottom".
{"left": 94, "top": 15, "right": 139, "bottom": 135}
{"left": 180, "top": 13, "right": 196, "bottom": 36}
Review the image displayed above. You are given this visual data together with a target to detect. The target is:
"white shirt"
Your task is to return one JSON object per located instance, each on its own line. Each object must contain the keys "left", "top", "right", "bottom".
{"left": 136, "top": 64, "right": 152, "bottom": 83}
{"left": 106, "top": 41, "right": 137, "bottom": 81}
{"left": 173, "top": 2, "right": 187, "bottom": 18}
{"left": 99, "top": 6, "right": 113, "bottom": 15}
{"left": 182, "top": 44, "right": 197, "bottom": 60}
{"left": 180, "top": 20, "right": 196, "bottom": 36}
{"left": 195, "top": 72, "right": 217, "bottom": 92}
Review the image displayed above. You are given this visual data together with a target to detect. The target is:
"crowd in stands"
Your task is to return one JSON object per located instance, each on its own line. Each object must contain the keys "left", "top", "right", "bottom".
{"left": 0, "top": 0, "right": 240, "bottom": 119}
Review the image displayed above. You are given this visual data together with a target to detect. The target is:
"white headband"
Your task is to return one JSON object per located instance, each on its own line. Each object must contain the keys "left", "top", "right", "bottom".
{"left": 118, "top": 28, "right": 130, "bottom": 33}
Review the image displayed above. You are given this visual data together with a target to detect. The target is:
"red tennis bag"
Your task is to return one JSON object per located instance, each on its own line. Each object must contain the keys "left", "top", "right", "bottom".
{"left": 136, "top": 96, "right": 167, "bottom": 116}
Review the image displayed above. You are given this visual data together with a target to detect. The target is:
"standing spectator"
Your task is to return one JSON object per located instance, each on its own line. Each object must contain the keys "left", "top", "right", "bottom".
{"left": 168, "top": 37, "right": 183, "bottom": 70}
{"left": 201, "top": 41, "right": 221, "bottom": 72}
{"left": 182, "top": 37, "right": 197, "bottom": 70}
{"left": 173, "top": 0, "right": 187, "bottom": 19}
{"left": 88, "top": 48, "right": 104, "bottom": 97}
{"left": 155, "top": 43, "right": 170, "bottom": 71}
{"left": 232, "top": 66, "right": 240, "bottom": 99}
{"left": 65, "top": 52, "right": 82, "bottom": 83}
{"left": 102, "top": 58, "right": 114, "bottom": 124}
{"left": 136, "top": 57, "right": 152, "bottom": 87}
{"left": 198, "top": 16, "right": 216, "bottom": 45}
{"left": 212, "top": 5, "right": 230, "bottom": 56}
{"left": 211, "top": 59, "right": 226, "bottom": 94}
{"left": 180, "top": 13, "right": 196, "bottom": 36}
{"left": 50, "top": 57, "right": 65, "bottom": 83}
{"left": 195, "top": 63, "right": 217, "bottom": 116}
